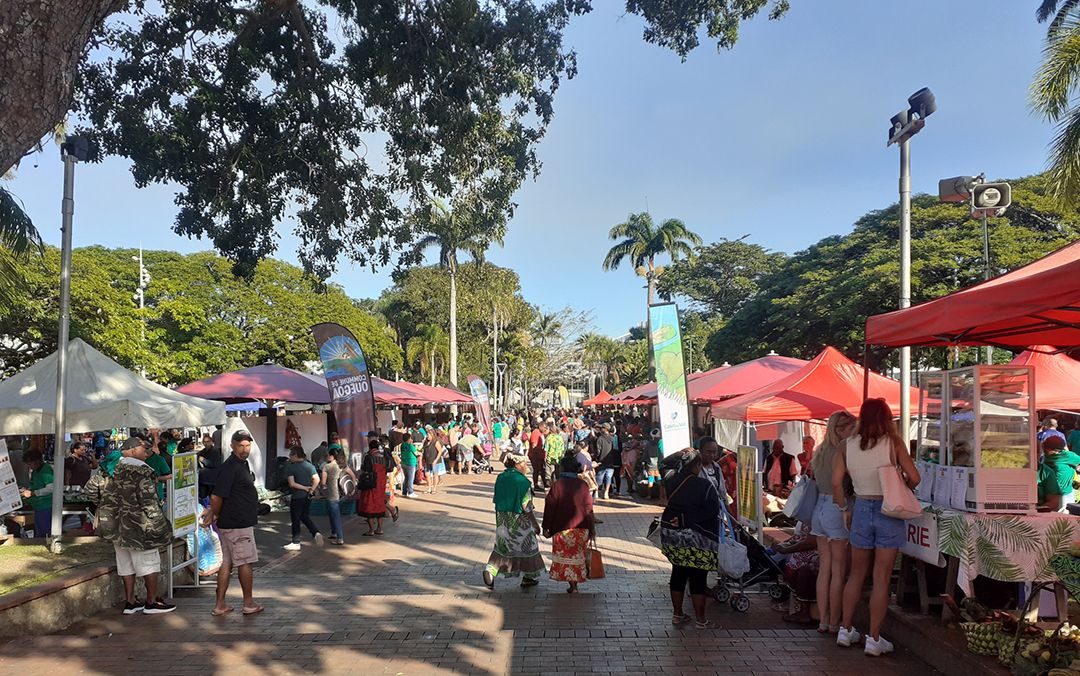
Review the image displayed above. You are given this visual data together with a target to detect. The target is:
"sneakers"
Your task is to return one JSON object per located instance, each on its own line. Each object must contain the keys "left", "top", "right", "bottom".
{"left": 836, "top": 626, "right": 862, "bottom": 647}
{"left": 314, "top": 532, "right": 325, "bottom": 547}
{"left": 144, "top": 598, "right": 177, "bottom": 614}
{"left": 284, "top": 542, "right": 301, "bottom": 551}
{"left": 864, "top": 635, "right": 894, "bottom": 656}
{"left": 123, "top": 600, "right": 144, "bottom": 615}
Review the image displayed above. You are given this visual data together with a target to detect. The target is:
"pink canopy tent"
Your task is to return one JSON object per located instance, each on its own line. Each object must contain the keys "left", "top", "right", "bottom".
{"left": 1007, "top": 346, "right": 1080, "bottom": 411}
{"left": 176, "top": 364, "right": 331, "bottom": 404}
{"left": 690, "top": 354, "right": 808, "bottom": 402}
{"left": 710, "top": 347, "right": 919, "bottom": 423}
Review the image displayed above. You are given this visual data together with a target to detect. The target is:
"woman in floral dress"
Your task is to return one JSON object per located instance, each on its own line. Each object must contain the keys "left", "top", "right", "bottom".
{"left": 542, "top": 454, "right": 596, "bottom": 593}
{"left": 483, "top": 456, "right": 545, "bottom": 588}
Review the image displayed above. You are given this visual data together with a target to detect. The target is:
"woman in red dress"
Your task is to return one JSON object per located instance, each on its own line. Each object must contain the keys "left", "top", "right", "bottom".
{"left": 357, "top": 438, "right": 394, "bottom": 536}
{"left": 542, "top": 454, "right": 597, "bottom": 593}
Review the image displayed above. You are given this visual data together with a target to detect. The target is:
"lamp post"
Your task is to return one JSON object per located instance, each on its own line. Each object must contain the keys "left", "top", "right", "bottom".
{"left": 49, "top": 136, "right": 90, "bottom": 553}
{"left": 887, "top": 88, "right": 936, "bottom": 448}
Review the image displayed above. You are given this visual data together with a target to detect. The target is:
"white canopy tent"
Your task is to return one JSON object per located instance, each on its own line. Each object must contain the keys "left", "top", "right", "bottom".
{"left": 0, "top": 339, "right": 225, "bottom": 433}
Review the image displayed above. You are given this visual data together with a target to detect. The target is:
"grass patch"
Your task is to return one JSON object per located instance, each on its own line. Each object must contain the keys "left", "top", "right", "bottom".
{"left": 0, "top": 541, "right": 114, "bottom": 597}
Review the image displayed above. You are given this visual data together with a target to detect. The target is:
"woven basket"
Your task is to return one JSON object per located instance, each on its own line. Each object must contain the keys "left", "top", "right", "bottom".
{"left": 960, "top": 621, "right": 1002, "bottom": 656}
{"left": 997, "top": 629, "right": 1019, "bottom": 665}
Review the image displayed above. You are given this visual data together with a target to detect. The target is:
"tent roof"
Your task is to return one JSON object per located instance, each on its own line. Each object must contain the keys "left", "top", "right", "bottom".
{"left": 865, "top": 240, "right": 1080, "bottom": 348}
{"left": 177, "top": 364, "right": 332, "bottom": 404}
{"left": 0, "top": 339, "right": 225, "bottom": 434}
{"left": 690, "top": 354, "right": 808, "bottom": 402}
{"left": 1008, "top": 346, "right": 1080, "bottom": 411}
{"left": 710, "top": 346, "right": 918, "bottom": 423}
{"left": 582, "top": 389, "right": 613, "bottom": 406}
{"left": 386, "top": 380, "right": 472, "bottom": 405}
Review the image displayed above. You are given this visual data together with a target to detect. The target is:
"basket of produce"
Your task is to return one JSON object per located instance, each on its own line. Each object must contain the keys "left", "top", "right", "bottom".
{"left": 961, "top": 621, "right": 1003, "bottom": 656}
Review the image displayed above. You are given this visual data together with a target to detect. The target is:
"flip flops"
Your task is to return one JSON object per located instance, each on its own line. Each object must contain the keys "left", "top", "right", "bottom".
{"left": 210, "top": 607, "right": 233, "bottom": 617}
{"left": 242, "top": 604, "right": 264, "bottom": 615}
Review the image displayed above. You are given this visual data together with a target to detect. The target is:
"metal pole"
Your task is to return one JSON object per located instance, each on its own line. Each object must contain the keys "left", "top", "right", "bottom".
{"left": 49, "top": 153, "right": 78, "bottom": 552}
{"left": 981, "top": 213, "right": 993, "bottom": 365}
{"left": 899, "top": 139, "right": 912, "bottom": 448}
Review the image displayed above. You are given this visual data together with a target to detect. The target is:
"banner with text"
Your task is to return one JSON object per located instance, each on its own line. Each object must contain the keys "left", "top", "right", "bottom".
{"left": 900, "top": 507, "right": 945, "bottom": 567}
{"left": 648, "top": 303, "right": 691, "bottom": 456}
{"left": 312, "top": 323, "right": 377, "bottom": 457}
{"left": 0, "top": 440, "right": 23, "bottom": 516}
{"left": 736, "top": 445, "right": 762, "bottom": 531}
{"left": 467, "top": 375, "right": 493, "bottom": 436}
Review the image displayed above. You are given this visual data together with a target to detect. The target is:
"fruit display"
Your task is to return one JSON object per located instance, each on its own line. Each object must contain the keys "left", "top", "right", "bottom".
{"left": 1010, "top": 624, "right": 1080, "bottom": 676}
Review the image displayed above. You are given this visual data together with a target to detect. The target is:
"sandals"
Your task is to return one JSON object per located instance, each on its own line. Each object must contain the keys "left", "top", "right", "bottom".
{"left": 374, "top": 529, "right": 384, "bottom": 535}
{"left": 817, "top": 623, "right": 837, "bottom": 634}
{"left": 362, "top": 531, "right": 376, "bottom": 537}
{"left": 391, "top": 507, "right": 400, "bottom": 522}
{"left": 695, "top": 619, "right": 715, "bottom": 629}
{"left": 210, "top": 607, "right": 233, "bottom": 617}
{"left": 672, "top": 613, "right": 692, "bottom": 625}
{"left": 242, "top": 604, "right": 264, "bottom": 615}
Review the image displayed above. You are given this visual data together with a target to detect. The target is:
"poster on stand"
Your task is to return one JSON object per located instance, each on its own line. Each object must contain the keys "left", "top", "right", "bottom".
{"left": 312, "top": 323, "right": 378, "bottom": 458}
{"left": 648, "top": 303, "right": 691, "bottom": 456}
{"left": 0, "top": 440, "right": 23, "bottom": 516}
{"left": 467, "top": 376, "right": 493, "bottom": 436}
{"left": 736, "top": 445, "right": 761, "bottom": 531}
{"left": 558, "top": 385, "right": 570, "bottom": 410}
{"left": 169, "top": 451, "right": 199, "bottom": 537}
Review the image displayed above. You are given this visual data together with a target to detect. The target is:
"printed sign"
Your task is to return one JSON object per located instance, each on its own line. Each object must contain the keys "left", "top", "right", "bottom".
{"left": 648, "top": 303, "right": 691, "bottom": 456}
{"left": 468, "top": 376, "right": 493, "bottom": 436}
{"left": 0, "top": 440, "right": 23, "bottom": 516}
{"left": 312, "top": 323, "right": 378, "bottom": 456}
{"left": 169, "top": 451, "right": 199, "bottom": 537}
{"left": 900, "top": 507, "right": 944, "bottom": 566}
{"left": 736, "top": 445, "right": 761, "bottom": 531}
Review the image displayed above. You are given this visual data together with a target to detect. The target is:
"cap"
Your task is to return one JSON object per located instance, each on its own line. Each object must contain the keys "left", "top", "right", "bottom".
{"left": 121, "top": 436, "right": 147, "bottom": 450}
{"left": 1044, "top": 435, "right": 1067, "bottom": 451}
{"left": 231, "top": 430, "right": 254, "bottom": 444}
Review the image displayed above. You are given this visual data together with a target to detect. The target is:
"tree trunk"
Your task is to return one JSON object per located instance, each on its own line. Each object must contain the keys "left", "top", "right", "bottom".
{"left": 646, "top": 260, "right": 657, "bottom": 379}
{"left": 449, "top": 267, "right": 458, "bottom": 387}
{"left": 429, "top": 349, "right": 435, "bottom": 387}
{"left": 0, "top": 0, "right": 124, "bottom": 176}
{"left": 491, "top": 305, "right": 499, "bottom": 412}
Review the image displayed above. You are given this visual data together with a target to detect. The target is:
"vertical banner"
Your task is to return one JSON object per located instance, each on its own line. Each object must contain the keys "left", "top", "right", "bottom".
{"left": 736, "top": 445, "right": 761, "bottom": 531}
{"left": 311, "top": 323, "right": 377, "bottom": 457}
{"left": 558, "top": 385, "right": 570, "bottom": 410}
{"left": 169, "top": 451, "right": 199, "bottom": 537}
{"left": 467, "top": 375, "right": 493, "bottom": 436}
{"left": 648, "top": 303, "right": 691, "bottom": 456}
{"left": 0, "top": 440, "right": 23, "bottom": 516}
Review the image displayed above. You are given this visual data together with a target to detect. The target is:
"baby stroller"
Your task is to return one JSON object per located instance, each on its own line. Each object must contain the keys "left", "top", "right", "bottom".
{"left": 712, "top": 511, "right": 789, "bottom": 612}
{"left": 471, "top": 444, "right": 494, "bottom": 474}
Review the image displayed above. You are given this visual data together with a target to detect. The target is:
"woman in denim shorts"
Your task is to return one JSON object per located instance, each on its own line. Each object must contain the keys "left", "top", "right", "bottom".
{"left": 833, "top": 399, "right": 920, "bottom": 657}
{"left": 809, "top": 411, "right": 857, "bottom": 634}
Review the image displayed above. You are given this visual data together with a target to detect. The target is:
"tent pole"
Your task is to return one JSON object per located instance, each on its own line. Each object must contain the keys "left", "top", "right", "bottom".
{"left": 48, "top": 148, "right": 80, "bottom": 553}
{"left": 862, "top": 343, "right": 871, "bottom": 401}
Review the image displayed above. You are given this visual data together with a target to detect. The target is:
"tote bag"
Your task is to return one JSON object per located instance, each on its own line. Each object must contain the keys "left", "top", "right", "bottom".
{"left": 718, "top": 509, "right": 750, "bottom": 578}
{"left": 879, "top": 443, "right": 923, "bottom": 520}
{"left": 586, "top": 545, "right": 605, "bottom": 579}
{"left": 782, "top": 476, "right": 818, "bottom": 524}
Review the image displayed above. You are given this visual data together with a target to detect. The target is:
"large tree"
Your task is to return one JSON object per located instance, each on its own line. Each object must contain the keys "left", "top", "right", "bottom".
{"left": 0, "top": 1, "right": 788, "bottom": 277}
{"left": 603, "top": 212, "right": 702, "bottom": 308}
{"left": 412, "top": 198, "right": 504, "bottom": 387}
{"left": 657, "top": 237, "right": 786, "bottom": 318}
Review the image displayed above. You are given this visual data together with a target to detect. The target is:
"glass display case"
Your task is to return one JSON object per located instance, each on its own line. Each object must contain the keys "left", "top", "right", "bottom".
{"left": 939, "top": 365, "right": 1036, "bottom": 514}
{"left": 916, "top": 372, "right": 944, "bottom": 464}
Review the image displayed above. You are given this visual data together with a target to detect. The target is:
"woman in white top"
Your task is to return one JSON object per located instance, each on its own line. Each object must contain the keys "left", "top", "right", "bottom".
{"left": 832, "top": 398, "right": 919, "bottom": 657}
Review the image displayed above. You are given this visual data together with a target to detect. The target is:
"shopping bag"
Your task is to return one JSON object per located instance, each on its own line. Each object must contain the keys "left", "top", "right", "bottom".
{"left": 782, "top": 476, "right": 817, "bottom": 524}
{"left": 879, "top": 445, "right": 922, "bottom": 520}
{"left": 434, "top": 461, "right": 447, "bottom": 476}
{"left": 184, "top": 525, "right": 223, "bottom": 577}
{"left": 717, "top": 510, "right": 750, "bottom": 578}
{"left": 645, "top": 516, "right": 662, "bottom": 548}
{"left": 586, "top": 545, "right": 605, "bottom": 579}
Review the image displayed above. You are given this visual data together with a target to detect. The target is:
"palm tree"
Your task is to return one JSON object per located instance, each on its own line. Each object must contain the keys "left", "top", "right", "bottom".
{"left": 405, "top": 325, "right": 449, "bottom": 386}
{"left": 1033, "top": 0, "right": 1080, "bottom": 205}
{"left": 602, "top": 212, "right": 702, "bottom": 307}
{"left": 413, "top": 199, "right": 504, "bottom": 387}
{"left": 534, "top": 311, "right": 564, "bottom": 349}
{"left": 0, "top": 187, "right": 43, "bottom": 308}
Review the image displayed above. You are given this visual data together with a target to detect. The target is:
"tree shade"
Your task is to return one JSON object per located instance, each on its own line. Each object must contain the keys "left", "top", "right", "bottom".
{"left": 709, "top": 347, "right": 918, "bottom": 423}
{"left": 865, "top": 240, "right": 1080, "bottom": 348}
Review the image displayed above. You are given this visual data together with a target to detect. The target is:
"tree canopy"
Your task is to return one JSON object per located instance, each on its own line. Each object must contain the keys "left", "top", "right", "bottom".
{"left": 0, "top": 246, "right": 402, "bottom": 383}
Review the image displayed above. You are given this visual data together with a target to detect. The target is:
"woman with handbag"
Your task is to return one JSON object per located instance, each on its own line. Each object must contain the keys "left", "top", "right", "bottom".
{"left": 833, "top": 398, "right": 920, "bottom": 656}
{"left": 810, "top": 411, "right": 857, "bottom": 634}
{"left": 357, "top": 439, "right": 392, "bottom": 536}
{"left": 660, "top": 449, "right": 720, "bottom": 629}
{"left": 542, "top": 454, "right": 596, "bottom": 593}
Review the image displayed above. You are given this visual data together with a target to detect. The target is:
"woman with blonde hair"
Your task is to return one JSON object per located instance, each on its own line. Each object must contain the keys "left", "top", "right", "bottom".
{"left": 834, "top": 398, "right": 920, "bottom": 657}
{"left": 810, "top": 410, "right": 857, "bottom": 634}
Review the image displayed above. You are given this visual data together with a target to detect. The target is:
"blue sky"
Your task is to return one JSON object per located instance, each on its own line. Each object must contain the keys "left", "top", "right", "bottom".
{"left": 9, "top": 1, "right": 1056, "bottom": 336}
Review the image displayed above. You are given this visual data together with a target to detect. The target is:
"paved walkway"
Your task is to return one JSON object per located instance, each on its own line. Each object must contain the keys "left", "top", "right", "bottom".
{"left": 0, "top": 470, "right": 935, "bottom": 675}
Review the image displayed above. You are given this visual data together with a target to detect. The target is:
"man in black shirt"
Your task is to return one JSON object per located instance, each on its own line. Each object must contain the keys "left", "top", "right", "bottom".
{"left": 595, "top": 425, "right": 619, "bottom": 500}
{"left": 203, "top": 430, "right": 263, "bottom": 616}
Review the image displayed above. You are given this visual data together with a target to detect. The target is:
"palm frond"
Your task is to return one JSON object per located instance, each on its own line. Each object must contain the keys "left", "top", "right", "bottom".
{"left": 976, "top": 515, "right": 1041, "bottom": 553}
{"left": 1040, "top": 0, "right": 1064, "bottom": 23}
{"left": 1032, "top": 25, "right": 1080, "bottom": 120}
{"left": 973, "top": 536, "right": 1025, "bottom": 581}
{"left": 1033, "top": 516, "right": 1078, "bottom": 579}
{"left": 602, "top": 239, "right": 638, "bottom": 270}
{"left": 0, "top": 187, "right": 42, "bottom": 255}
{"left": 939, "top": 512, "right": 971, "bottom": 558}
{"left": 1046, "top": 104, "right": 1080, "bottom": 206}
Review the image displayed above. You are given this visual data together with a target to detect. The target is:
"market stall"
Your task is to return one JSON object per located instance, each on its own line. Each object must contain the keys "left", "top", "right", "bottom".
{"left": 582, "top": 389, "right": 613, "bottom": 407}
{"left": 1008, "top": 346, "right": 1080, "bottom": 411}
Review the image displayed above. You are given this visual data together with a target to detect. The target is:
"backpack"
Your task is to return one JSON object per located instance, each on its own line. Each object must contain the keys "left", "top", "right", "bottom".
{"left": 338, "top": 465, "right": 356, "bottom": 498}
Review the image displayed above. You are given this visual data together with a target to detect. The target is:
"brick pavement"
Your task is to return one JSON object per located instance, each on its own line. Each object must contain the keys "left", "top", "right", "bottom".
{"left": 0, "top": 470, "right": 938, "bottom": 675}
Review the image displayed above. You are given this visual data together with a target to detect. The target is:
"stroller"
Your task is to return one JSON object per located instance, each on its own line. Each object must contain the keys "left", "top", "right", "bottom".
{"left": 712, "top": 511, "right": 789, "bottom": 612}
{"left": 471, "top": 444, "right": 494, "bottom": 474}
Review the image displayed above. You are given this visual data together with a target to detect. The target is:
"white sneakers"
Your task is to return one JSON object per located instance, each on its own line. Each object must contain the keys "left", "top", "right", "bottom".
{"left": 314, "top": 532, "right": 325, "bottom": 547}
{"left": 283, "top": 542, "right": 301, "bottom": 551}
{"left": 836, "top": 627, "right": 894, "bottom": 656}
{"left": 836, "top": 626, "right": 862, "bottom": 647}
{"left": 864, "top": 635, "right": 894, "bottom": 656}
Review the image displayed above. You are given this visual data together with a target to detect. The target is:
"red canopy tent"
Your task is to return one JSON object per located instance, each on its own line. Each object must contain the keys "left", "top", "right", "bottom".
{"left": 1007, "top": 346, "right": 1080, "bottom": 411}
{"left": 176, "top": 364, "right": 331, "bottom": 404}
{"left": 865, "top": 240, "right": 1080, "bottom": 348}
{"left": 582, "top": 390, "right": 613, "bottom": 406}
{"left": 608, "top": 381, "right": 658, "bottom": 404}
{"left": 710, "top": 346, "right": 919, "bottom": 422}
{"left": 690, "top": 354, "right": 808, "bottom": 402}
{"left": 388, "top": 380, "right": 472, "bottom": 405}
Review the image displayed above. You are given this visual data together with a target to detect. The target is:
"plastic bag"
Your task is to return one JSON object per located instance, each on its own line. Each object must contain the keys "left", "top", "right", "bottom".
{"left": 185, "top": 525, "right": 223, "bottom": 577}
{"left": 718, "top": 510, "right": 750, "bottom": 578}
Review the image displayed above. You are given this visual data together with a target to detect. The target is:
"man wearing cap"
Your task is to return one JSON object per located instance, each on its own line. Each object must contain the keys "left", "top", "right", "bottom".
{"left": 203, "top": 430, "right": 263, "bottom": 616}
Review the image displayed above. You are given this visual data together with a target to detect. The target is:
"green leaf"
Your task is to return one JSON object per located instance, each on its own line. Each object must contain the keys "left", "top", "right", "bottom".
{"left": 975, "top": 515, "right": 1042, "bottom": 554}
{"left": 973, "top": 536, "right": 1025, "bottom": 581}
{"left": 1034, "top": 517, "right": 1078, "bottom": 580}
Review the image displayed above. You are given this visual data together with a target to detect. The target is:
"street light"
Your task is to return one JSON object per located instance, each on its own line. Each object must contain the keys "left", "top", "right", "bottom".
{"left": 887, "top": 87, "right": 937, "bottom": 448}
{"left": 938, "top": 173, "right": 1011, "bottom": 365}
